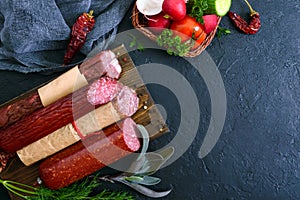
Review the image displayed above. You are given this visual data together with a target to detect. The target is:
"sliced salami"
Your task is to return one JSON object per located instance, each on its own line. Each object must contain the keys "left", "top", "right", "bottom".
{"left": 112, "top": 86, "right": 140, "bottom": 117}
{"left": 86, "top": 77, "right": 123, "bottom": 105}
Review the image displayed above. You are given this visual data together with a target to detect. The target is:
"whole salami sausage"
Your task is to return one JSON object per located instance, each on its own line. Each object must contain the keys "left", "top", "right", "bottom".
{"left": 0, "top": 50, "right": 121, "bottom": 129}
{"left": 39, "top": 118, "right": 140, "bottom": 190}
{"left": 0, "top": 77, "right": 123, "bottom": 153}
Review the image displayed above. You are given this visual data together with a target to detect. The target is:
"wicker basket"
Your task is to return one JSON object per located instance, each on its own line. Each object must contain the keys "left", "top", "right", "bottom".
{"left": 131, "top": 2, "right": 221, "bottom": 57}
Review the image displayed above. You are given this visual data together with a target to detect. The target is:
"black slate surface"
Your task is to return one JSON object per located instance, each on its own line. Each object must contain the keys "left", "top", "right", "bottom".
{"left": 0, "top": 1, "right": 299, "bottom": 199}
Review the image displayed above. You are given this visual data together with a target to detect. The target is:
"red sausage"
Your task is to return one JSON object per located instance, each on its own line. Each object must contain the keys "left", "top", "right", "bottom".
{"left": 0, "top": 50, "right": 121, "bottom": 129}
{"left": 0, "top": 77, "right": 123, "bottom": 153}
{"left": 39, "top": 118, "right": 140, "bottom": 190}
{"left": 0, "top": 91, "right": 43, "bottom": 129}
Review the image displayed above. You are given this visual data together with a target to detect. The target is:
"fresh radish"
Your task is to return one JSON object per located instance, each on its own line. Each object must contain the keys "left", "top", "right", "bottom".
{"left": 136, "top": 0, "right": 164, "bottom": 16}
{"left": 147, "top": 13, "right": 171, "bottom": 33}
{"left": 202, "top": 14, "right": 218, "bottom": 34}
{"left": 162, "top": 0, "right": 186, "bottom": 21}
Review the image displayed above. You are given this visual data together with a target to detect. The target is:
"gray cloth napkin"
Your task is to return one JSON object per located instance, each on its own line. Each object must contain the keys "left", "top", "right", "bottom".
{"left": 0, "top": 0, "right": 134, "bottom": 73}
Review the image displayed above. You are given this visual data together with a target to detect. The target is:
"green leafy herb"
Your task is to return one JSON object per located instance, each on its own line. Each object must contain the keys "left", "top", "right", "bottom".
{"left": 157, "top": 29, "right": 194, "bottom": 56}
{"left": 217, "top": 26, "right": 231, "bottom": 38}
{"left": 187, "top": 0, "right": 208, "bottom": 23}
{"left": 0, "top": 176, "right": 134, "bottom": 200}
{"left": 128, "top": 34, "right": 144, "bottom": 51}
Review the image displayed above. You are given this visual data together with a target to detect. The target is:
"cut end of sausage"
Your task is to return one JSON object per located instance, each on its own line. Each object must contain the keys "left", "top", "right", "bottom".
{"left": 79, "top": 50, "right": 122, "bottom": 81}
{"left": 104, "top": 51, "right": 122, "bottom": 79}
{"left": 87, "top": 77, "right": 123, "bottom": 105}
{"left": 113, "top": 86, "right": 139, "bottom": 117}
{"left": 122, "top": 118, "right": 141, "bottom": 152}
{"left": 105, "top": 57, "right": 122, "bottom": 79}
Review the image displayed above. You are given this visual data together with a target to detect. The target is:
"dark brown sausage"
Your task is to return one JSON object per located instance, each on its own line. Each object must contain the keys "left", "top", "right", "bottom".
{"left": 0, "top": 77, "right": 123, "bottom": 153}
{"left": 0, "top": 151, "right": 15, "bottom": 173}
{"left": 0, "top": 91, "right": 43, "bottom": 129}
{"left": 0, "top": 50, "right": 121, "bottom": 128}
{"left": 39, "top": 118, "right": 140, "bottom": 190}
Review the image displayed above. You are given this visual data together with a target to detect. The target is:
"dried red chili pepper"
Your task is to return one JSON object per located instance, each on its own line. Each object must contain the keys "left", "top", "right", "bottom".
{"left": 64, "top": 10, "right": 95, "bottom": 65}
{"left": 227, "top": 0, "right": 260, "bottom": 34}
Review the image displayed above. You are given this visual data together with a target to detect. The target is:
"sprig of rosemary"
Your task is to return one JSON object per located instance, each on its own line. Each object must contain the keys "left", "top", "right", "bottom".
{"left": 157, "top": 29, "right": 194, "bottom": 57}
{"left": 187, "top": 0, "right": 208, "bottom": 23}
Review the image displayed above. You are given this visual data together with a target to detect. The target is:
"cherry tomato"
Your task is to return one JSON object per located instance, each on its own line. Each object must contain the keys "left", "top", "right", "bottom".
{"left": 170, "top": 16, "right": 207, "bottom": 49}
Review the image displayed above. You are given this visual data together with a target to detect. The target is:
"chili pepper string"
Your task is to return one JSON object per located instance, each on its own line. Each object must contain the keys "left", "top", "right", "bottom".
{"left": 63, "top": 10, "right": 95, "bottom": 65}
{"left": 227, "top": 0, "right": 260, "bottom": 34}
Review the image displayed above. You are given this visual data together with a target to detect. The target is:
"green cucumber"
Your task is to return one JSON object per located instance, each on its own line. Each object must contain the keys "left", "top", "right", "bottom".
{"left": 205, "top": 0, "right": 232, "bottom": 16}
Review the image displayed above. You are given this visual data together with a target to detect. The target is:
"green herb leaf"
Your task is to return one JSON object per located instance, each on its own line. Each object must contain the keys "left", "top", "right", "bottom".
{"left": 156, "top": 29, "right": 193, "bottom": 56}
{"left": 187, "top": 0, "right": 208, "bottom": 23}
{"left": 124, "top": 175, "right": 161, "bottom": 186}
{"left": 128, "top": 34, "right": 144, "bottom": 51}
{"left": 124, "top": 175, "right": 145, "bottom": 182}
{"left": 217, "top": 26, "right": 231, "bottom": 38}
{"left": 113, "top": 178, "right": 171, "bottom": 198}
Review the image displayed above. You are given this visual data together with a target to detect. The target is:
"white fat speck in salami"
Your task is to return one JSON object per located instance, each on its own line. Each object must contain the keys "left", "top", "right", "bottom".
{"left": 122, "top": 118, "right": 140, "bottom": 151}
{"left": 113, "top": 86, "right": 139, "bottom": 116}
{"left": 87, "top": 77, "right": 123, "bottom": 105}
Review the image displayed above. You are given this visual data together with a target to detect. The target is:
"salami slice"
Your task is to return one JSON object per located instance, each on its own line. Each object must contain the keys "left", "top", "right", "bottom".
{"left": 39, "top": 118, "right": 140, "bottom": 190}
{"left": 112, "top": 86, "right": 140, "bottom": 117}
{"left": 87, "top": 77, "right": 123, "bottom": 105}
{"left": 0, "top": 77, "right": 123, "bottom": 153}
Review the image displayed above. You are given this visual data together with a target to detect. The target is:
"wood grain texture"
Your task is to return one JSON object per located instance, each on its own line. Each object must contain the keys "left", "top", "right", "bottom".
{"left": 0, "top": 45, "right": 168, "bottom": 200}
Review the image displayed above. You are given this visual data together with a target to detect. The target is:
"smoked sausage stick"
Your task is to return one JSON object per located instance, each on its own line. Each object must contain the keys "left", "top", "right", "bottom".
{"left": 39, "top": 118, "right": 140, "bottom": 190}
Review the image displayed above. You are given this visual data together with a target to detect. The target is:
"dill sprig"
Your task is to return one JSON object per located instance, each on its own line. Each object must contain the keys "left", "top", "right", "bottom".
{"left": 1, "top": 176, "right": 134, "bottom": 200}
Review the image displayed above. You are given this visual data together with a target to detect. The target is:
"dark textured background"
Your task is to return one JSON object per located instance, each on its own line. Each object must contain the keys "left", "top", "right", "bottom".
{"left": 0, "top": 0, "right": 299, "bottom": 199}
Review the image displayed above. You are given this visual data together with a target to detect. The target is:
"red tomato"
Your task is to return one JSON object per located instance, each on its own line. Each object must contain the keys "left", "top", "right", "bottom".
{"left": 170, "top": 16, "right": 207, "bottom": 49}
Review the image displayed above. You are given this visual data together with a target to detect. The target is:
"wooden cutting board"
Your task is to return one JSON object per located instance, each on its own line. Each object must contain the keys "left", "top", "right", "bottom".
{"left": 0, "top": 45, "right": 169, "bottom": 200}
